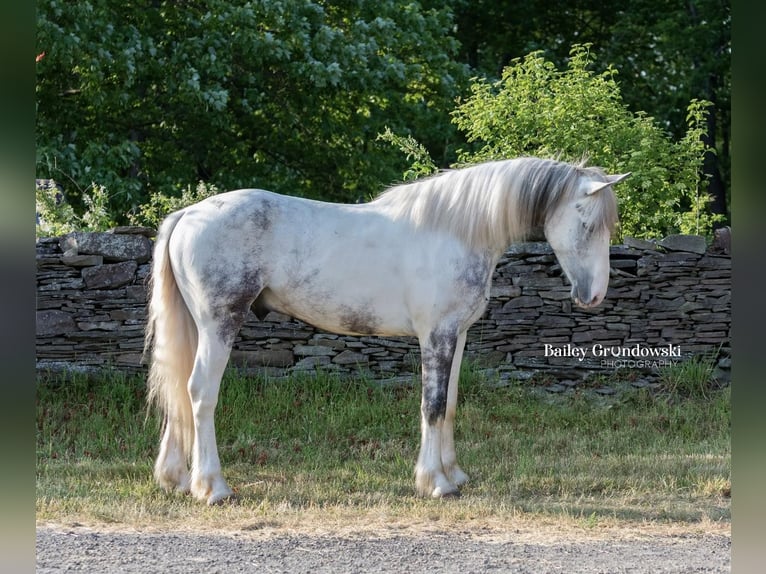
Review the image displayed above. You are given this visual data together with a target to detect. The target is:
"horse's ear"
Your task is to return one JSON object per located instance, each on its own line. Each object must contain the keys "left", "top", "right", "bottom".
{"left": 585, "top": 173, "right": 631, "bottom": 195}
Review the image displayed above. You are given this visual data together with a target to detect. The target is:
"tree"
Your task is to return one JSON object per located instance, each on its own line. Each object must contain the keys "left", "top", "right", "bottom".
{"left": 602, "top": 0, "right": 730, "bottom": 226}
{"left": 36, "top": 0, "right": 468, "bottom": 222}
{"left": 450, "top": 0, "right": 730, "bottom": 226}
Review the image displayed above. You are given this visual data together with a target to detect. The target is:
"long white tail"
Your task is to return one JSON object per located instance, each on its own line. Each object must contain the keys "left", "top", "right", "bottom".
{"left": 145, "top": 210, "right": 198, "bottom": 466}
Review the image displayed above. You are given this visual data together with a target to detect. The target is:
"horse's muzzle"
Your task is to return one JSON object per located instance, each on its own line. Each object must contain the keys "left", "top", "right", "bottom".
{"left": 571, "top": 284, "right": 605, "bottom": 309}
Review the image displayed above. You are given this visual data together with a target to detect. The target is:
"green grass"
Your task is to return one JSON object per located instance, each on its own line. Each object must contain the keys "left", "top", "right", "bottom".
{"left": 36, "top": 365, "right": 730, "bottom": 533}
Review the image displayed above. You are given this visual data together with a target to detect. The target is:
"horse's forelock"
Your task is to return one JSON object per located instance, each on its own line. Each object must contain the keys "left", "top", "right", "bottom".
{"left": 515, "top": 159, "right": 619, "bottom": 235}
{"left": 513, "top": 158, "right": 578, "bottom": 230}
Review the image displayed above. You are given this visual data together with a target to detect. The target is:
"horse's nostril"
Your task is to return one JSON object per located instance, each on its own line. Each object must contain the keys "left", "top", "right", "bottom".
{"left": 572, "top": 290, "right": 601, "bottom": 309}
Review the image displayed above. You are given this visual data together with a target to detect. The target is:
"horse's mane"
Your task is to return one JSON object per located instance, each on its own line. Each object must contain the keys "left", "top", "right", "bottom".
{"left": 371, "top": 157, "right": 618, "bottom": 251}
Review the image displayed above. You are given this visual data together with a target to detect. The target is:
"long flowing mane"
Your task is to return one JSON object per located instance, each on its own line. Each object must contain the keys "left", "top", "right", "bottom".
{"left": 371, "top": 157, "right": 618, "bottom": 251}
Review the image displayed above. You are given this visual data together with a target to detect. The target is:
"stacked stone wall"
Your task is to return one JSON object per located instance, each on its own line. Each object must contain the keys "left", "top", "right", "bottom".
{"left": 36, "top": 229, "right": 731, "bottom": 384}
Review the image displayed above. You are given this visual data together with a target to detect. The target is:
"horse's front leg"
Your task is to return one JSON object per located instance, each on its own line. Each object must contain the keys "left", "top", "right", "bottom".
{"left": 441, "top": 330, "right": 469, "bottom": 488}
{"left": 415, "top": 327, "right": 461, "bottom": 498}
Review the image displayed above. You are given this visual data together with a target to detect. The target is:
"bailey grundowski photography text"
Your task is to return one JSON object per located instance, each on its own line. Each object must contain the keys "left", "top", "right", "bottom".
{"left": 544, "top": 343, "right": 682, "bottom": 369}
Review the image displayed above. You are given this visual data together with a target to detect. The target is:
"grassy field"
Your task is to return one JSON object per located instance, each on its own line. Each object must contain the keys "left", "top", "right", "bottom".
{"left": 36, "top": 364, "right": 730, "bottom": 536}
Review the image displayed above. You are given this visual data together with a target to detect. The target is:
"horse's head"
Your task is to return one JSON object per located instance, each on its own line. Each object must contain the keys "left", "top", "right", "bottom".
{"left": 544, "top": 171, "right": 629, "bottom": 309}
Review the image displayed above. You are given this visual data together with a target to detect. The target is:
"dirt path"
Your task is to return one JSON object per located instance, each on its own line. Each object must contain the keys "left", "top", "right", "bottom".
{"left": 37, "top": 523, "right": 730, "bottom": 573}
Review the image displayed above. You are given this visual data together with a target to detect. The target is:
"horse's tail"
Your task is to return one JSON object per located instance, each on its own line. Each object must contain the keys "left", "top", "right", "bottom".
{"left": 145, "top": 209, "right": 197, "bottom": 468}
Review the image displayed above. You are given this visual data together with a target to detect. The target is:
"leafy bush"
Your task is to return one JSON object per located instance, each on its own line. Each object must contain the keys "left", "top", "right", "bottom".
{"left": 388, "top": 45, "right": 723, "bottom": 240}
{"left": 453, "top": 45, "right": 723, "bottom": 239}
{"left": 128, "top": 181, "right": 221, "bottom": 229}
{"left": 376, "top": 127, "right": 437, "bottom": 182}
{"left": 36, "top": 178, "right": 219, "bottom": 236}
{"left": 36, "top": 181, "right": 116, "bottom": 237}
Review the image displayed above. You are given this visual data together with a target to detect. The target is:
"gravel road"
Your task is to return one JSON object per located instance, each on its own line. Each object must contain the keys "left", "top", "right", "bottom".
{"left": 37, "top": 524, "right": 729, "bottom": 573}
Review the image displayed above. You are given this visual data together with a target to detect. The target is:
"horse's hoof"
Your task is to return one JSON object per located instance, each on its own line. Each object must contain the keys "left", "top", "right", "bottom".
{"left": 448, "top": 468, "right": 469, "bottom": 487}
{"left": 432, "top": 486, "right": 461, "bottom": 499}
{"left": 207, "top": 492, "right": 237, "bottom": 506}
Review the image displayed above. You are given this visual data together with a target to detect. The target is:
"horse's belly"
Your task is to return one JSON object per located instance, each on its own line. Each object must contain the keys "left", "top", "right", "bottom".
{"left": 255, "top": 285, "right": 415, "bottom": 338}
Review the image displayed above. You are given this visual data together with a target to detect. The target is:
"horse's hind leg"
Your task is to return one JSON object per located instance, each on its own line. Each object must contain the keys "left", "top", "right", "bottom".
{"left": 188, "top": 327, "right": 235, "bottom": 505}
{"left": 155, "top": 419, "right": 191, "bottom": 493}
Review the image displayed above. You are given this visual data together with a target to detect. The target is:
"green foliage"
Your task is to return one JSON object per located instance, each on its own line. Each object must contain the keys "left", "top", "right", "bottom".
{"left": 36, "top": 3, "right": 730, "bottom": 235}
{"left": 449, "top": 0, "right": 730, "bottom": 227}
{"left": 660, "top": 353, "right": 719, "bottom": 401}
{"left": 36, "top": 181, "right": 117, "bottom": 237}
{"left": 36, "top": 0, "right": 467, "bottom": 222}
{"left": 35, "top": 182, "right": 78, "bottom": 237}
{"left": 376, "top": 127, "right": 438, "bottom": 182}
{"left": 673, "top": 102, "right": 724, "bottom": 236}
{"left": 449, "top": 45, "right": 722, "bottom": 239}
{"left": 128, "top": 181, "right": 221, "bottom": 229}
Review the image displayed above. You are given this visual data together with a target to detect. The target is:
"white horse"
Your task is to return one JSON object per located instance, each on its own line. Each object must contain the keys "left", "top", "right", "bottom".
{"left": 145, "top": 157, "right": 629, "bottom": 504}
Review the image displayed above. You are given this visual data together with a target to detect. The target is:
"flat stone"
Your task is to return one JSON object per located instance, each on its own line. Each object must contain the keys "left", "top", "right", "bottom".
{"left": 229, "top": 349, "right": 294, "bottom": 368}
{"left": 609, "top": 245, "right": 644, "bottom": 258}
{"left": 538, "top": 289, "right": 571, "bottom": 301}
{"left": 332, "top": 350, "right": 369, "bottom": 365}
{"left": 698, "top": 255, "right": 731, "bottom": 270}
{"left": 293, "top": 344, "right": 337, "bottom": 357}
{"left": 109, "top": 226, "right": 156, "bottom": 237}
{"left": 689, "top": 312, "right": 728, "bottom": 323}
{"left": 534, "top": 315, "right": 575, "bottom": 328}
{"left": 109, "top": 309, "right": 145, "bottom": 321}
{"left": 81, "top": 261, "right": 138, "bottom": 289}
{"left": 506, "top": 242, "right": 553, "bottom": 257}
{"left": 497, "top": 370, "right": 536, "bottom": 382}
{"left": 623, "top": 237, "right": 658, "bottom": 251}
{"left": 36, "top": 310, "right": 76, "bottom": 336}
{"left": 513, "top": 275, "right": 564, "bottom": 288}
{"left": 125, "top": 285, "right": 147, "bottom": 301}
{"left": 60, "top": 231, "right": 153, "bottom": 262}
{"left": 503, "top": 295, "right": 544, "bottom": 309}
{"left": 359, "top": 337, "right": 415, "bottom": 349}
{"left": 60, "top": 254, "right": 103, "bottom": 267}
{"left": 610, "top": 259, "right": 638, "bottom": 269}
{"left": 490, "top": 285, "right": 522, "bottom": 298}
{"left": 646, "top": 296, "right": 685, "bottom": 310}
{"left": 659, "top": 234, "right": 707, "bottom": 254}
{"left": 307, "top": 337, "right": 346, "bottom": 350}
{"left": 713, "top": 366, "right": 731, "bottom": 383}
{"left": 679, "top": 301, "right": 704, "bottom": 314}
{"left": 292, "top": 356, "right": 332, "bottom": 370}
{"left": 710, "top": 226, "right": 731, "bottom": 255}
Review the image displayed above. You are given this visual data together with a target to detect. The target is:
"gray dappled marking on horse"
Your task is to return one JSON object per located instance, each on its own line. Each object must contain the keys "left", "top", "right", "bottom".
{"left": 145, "top": 157, "right": 629, "bottom": 504}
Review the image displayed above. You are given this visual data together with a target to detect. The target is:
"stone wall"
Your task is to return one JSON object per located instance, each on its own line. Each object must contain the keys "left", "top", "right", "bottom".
{"left": 36, "top": 228, "right": 731, "bottom": 384}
